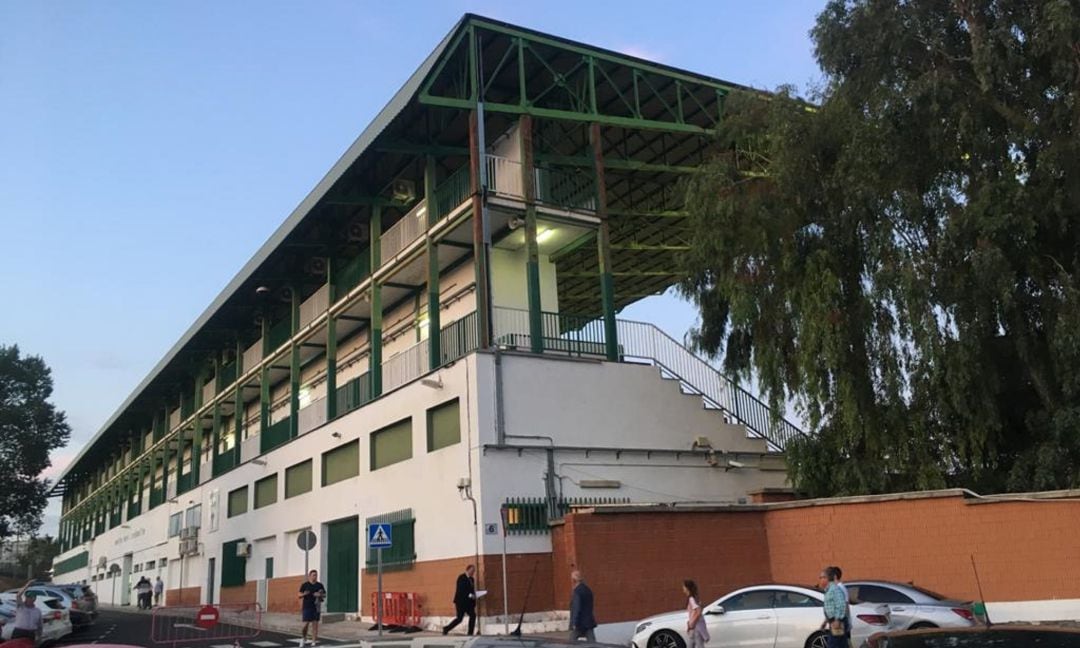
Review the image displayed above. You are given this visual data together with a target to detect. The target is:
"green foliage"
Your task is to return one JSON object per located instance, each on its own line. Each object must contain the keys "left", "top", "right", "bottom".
{"left": 680, "top": 0, "right": 1080, "bottom": 496}
{"left": 18, "top": 536, "right": 60, "bottom": 580}
{"left": 0, "top": 345, "right": 71, "bottom": 537}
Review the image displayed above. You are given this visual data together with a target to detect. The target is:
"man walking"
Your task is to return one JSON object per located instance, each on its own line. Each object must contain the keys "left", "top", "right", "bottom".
{"left": 569, "top": 570, "right": 597, "bottom": 642}
{"left": 442, "top": 564, "right": 476, "bottom": 636}
{"left": 298, "top": 569, "right": 326, "bottom": 646}
{"left": 154, "top": 576, "right": 164, "bottom": 607}
{"left": 820, "top": 566, "right": 848, "bottom": 648}
{"left": 10, "top": 581, "right": 42, "bottom": 644}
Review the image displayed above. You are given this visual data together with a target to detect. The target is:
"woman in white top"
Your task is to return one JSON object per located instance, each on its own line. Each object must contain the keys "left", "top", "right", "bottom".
{"left": 683, "top": 579, "right": 710, "bottom": 648}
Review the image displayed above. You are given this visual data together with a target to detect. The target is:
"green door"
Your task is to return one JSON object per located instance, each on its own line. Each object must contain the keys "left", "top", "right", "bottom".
{"left": 326, "top": 517, "right": 359, "bottom": 613}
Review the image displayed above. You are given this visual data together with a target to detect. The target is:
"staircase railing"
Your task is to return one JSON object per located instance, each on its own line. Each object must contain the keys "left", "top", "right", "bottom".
{"left": 616, "top": 319, "right": 805, "bottom": 451}
{"left": 491, "top": 306, "right": 804, "bottom": 450}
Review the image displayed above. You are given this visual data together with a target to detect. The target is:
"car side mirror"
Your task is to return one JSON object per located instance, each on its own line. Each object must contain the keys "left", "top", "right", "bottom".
{"left": 706, "top": 606, "right": 725, "bottom": 615}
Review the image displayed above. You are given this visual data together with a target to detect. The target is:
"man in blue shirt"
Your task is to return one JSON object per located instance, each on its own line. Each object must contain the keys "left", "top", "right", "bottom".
{"left": 298, "top": 569, "right": 326, "bottom": 646}
{"left": 820, "top": 567, "right": 848, "bottom": 648}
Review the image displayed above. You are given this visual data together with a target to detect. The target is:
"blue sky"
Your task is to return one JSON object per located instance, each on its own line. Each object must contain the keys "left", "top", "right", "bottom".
{"left": 0, "top": 1, "right": 825, "bottom": 535}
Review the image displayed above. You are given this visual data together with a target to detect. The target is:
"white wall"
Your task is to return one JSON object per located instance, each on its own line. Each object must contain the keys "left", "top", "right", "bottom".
{"left": 490, "top": 246, "right": 559, "bottom": 313}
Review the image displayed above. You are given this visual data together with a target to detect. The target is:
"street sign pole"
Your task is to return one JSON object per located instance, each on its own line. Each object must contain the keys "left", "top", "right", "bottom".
{"left": 377, "top": 547, "right": 383, "bottom": 637}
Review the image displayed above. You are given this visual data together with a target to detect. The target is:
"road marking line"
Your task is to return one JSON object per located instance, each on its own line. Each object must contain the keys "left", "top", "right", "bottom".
{"left": 211, "top": 644, "right": 236, "bottom": 648}
{"left": 252, "top": 642, "right": 283, "bottom": 646}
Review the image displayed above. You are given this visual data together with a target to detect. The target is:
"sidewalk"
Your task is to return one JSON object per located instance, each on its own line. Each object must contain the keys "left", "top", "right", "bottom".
{"left": 101, "top": 604, "right": 443, "bottom": 642}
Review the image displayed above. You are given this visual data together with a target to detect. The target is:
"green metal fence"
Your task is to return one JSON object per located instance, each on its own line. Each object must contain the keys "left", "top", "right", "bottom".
{"left": 213, "top": 450, "right": 238, "bottom": 477}
{"left": 435, "top": 165, "right": 471, "bottom": 218}
{"left": 261, "top": 416, "right": 291, "bottom": 454}
{"left": 502, "top": 496, "right": 631, "bottom": 535}
{"left": 334, "top": 372, "right": 372, "bottom": 419}
{"left": 536, "top": 166, "right": 596, "bottom": 211}
{"left": 364, "top": 509, "right": 416, "bottom": 570}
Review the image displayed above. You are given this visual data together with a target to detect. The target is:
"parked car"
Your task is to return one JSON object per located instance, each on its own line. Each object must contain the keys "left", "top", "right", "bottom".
{"left": 0, "top": 597, "right": 74, "bottom": 646}
{"left": 631, "top": 584, "right": 894, "bottom": 648}
{"left": 845, "top": 581, "right": 975, "bottom": 630}
{"left": 54, "top": 585, "right": 97, "bottom": 624}
{"left": 1, "top": 585, "right": 93, "bottom": 630}
{"left": 867, "top": 625, "right": 1080, "bottom": 647}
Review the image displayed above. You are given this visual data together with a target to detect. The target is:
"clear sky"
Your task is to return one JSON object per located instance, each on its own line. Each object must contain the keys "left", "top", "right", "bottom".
{"left": 0, "top": 1, "right": 826, "bottom": 535}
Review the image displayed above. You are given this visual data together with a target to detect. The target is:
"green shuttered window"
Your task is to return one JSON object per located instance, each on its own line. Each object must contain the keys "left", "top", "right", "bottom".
{"left": 221, "top": 539, "right": 247, "bottom": 587}
{"left": 322, "top": 440, "right": 359, "bottom": 486}
{"left": 254, "top": 474, "right": 277, "bottom": 509}
{"left": 285, "top": 460, "right": 313, "bottom": 498}
{"left": 364, "top": 509, "right": 415, "bottom": 569}
{"left": 227, "top": 486, "right": 248, "bottom": 518}
{"left": 427, "top": 399, "right": 460, "bottom": 452}
{"left": 371, "top": 418, "right": 412, "bottom": 470}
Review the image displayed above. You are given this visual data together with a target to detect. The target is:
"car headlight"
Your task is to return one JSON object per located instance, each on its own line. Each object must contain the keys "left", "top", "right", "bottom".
{"left": 635, "top": 622, "right": 653, "bottom": 635}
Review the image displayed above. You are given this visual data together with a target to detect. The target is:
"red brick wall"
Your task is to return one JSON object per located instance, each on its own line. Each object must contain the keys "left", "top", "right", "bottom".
{"left": 555, "top": 493, "right": 1080, "bottom": 622}
{"left": 554, "top": 510, "right": 772, "bottom": 623}
{"left": 765, "top": 496, "right": 1080, "bottom": 603}
{"left": 267, "top": 575, "right": 307, "bottom": 613}
{"left": 165, "top": 586, "right": 201, "bottom": 606}
{"left": 220, "top": 582, "right": 257, "bottom": 605}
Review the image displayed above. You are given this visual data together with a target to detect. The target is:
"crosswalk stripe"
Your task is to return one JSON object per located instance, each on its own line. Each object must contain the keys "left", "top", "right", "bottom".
{"left": 252, "top": 642, "right": 283, "bottom": 647}
{"left": 210, "top": 644, "right": 236, "bottom": 648}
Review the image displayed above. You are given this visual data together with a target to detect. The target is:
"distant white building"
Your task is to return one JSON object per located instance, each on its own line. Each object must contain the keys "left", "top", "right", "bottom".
{"left": 50, "top": 14, "right": 801, "bottom": 626}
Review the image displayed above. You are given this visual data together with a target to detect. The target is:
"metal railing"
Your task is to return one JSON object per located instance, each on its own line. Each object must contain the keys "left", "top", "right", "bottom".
{"left": 299, "top": 284, "right": 330, "bottom": 328}
{"left": 242, "top": 340, "right": 262, "bottom": 373}
{"left": 382, "top": 340, "right": 430, "bottom": 393}
{"left": 380, "top": 199, "right": 428, "bottom": 265}
{"left": 435, "top": 165, "right": 471, "bottom": 218}
{"left": 503, "top": 496, "right": 631, "bottom": 534}
{"left": 536, "top": 166, "right": 596, "bottom": 211}
{"left": 487, "top": 154, "right": 524, "bottom": 198}
{"left": 150, "top": 602, "right": 261, "bottom": 645}
{"left": 297, "top": 397, "right": 327, "bottom": 434}
{"left": 491, "top": 307, "right": 803, "bottom": 450}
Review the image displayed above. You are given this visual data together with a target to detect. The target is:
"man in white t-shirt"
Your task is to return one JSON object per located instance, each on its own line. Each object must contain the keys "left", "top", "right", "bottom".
{"left": 11, "top": 581, "right": 43, "bottom": 643}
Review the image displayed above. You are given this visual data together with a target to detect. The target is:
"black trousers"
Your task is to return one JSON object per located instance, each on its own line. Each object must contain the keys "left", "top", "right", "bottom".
{"left": 443, "top": 603, "right": 476, "bottom": 635}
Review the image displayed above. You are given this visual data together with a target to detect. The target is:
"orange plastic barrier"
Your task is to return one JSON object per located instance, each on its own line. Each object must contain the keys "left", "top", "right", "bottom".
{"left": 370, "top": 591, "right": 423, "bottom": 626}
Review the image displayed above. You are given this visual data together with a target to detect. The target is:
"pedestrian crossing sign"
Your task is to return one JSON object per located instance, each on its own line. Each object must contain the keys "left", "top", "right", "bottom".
{"left": 368, "top": 523, "right": 392, "bottom": 548}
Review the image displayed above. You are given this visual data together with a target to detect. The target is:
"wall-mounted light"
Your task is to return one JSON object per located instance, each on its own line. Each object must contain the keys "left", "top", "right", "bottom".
{"left": 421, "top": 376, "right": 443, "bottom": 389}
{"left": 331, "top": 431, "right": 342, "bottom": 439}
{"left": 536, "top": 228, "right": 555, "bottom": 243}
{"left": 251, "top": 459, "right": 267, "bottom": 466}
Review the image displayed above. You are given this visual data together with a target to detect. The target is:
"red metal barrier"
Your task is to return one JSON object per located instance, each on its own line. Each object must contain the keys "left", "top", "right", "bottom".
{"left": 370, "top": 591, "right": 423, "bottom": 627}
{"left": 150, "top": 602, "right": 262, "bottom": 645}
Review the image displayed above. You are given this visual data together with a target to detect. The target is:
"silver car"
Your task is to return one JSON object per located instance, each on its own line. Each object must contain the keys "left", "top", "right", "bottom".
{"left": 845, "top": 581, "right": 976, "bottom": 630}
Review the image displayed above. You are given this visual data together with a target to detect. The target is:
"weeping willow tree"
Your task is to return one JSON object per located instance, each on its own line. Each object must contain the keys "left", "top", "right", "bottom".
{"left": 679, "top": 0, "right": 1080, "bottom": 496}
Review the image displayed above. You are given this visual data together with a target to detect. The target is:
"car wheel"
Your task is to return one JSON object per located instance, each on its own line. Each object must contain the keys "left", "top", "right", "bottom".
{"left": 805, "top": 631, "right": 828, "bottom": 648}
{"left": 909, "top": 622, "right": 938, "bottom": 629}
{"left": 648, "top": 629, "right": 686, "bottom": 648}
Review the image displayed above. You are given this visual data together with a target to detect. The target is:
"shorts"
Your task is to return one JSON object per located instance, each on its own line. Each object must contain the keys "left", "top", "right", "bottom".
{"left": 11, "top": 628, "right": 37, "bottom": 640}
{"left": 302, "top": 607, "right": 321, "bottom": 622}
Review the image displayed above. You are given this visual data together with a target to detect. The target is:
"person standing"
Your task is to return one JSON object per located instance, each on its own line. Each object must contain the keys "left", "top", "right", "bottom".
{"left": 821, "top": 566, "right": 848, "bottom": 648}
{"left": 154, "top": 576, "right": 164, "bottom": 607}
{"left": 298, "top": 569, "right": 326, "bottom": 647}
{"left": 569, "top": 570, "right": 597, "bottom": 642}
{"left": 10, "top": 581, "right": 42, "bottom": 644}
{"left": 134, "top": 576, "right": 152, "bottom": 610}
{"left": 442, "top": 564, "right": 477, "bottom": 636}
{"left": 833, "top": 566, "right": 851, "bottom": 643}
{"left": 683, "top": 580, "right": 709, "bottom": 648}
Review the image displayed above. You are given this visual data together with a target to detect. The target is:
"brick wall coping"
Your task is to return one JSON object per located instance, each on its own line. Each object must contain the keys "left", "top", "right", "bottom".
{"left": 575, "top": 487, "right": 1080, "bottom": 517}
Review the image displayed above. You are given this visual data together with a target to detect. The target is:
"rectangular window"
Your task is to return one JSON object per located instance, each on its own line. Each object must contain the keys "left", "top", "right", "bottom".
{"left": 254, "top": 474, "right": 278, "bottom": 509}
{"left": 427, "top": 399, "right": 461, "bottom": 452}
{"left": 265, "top": 557, "right": 274, "bottom": 580}
{"left": 285, "top": 460, "right": 313, "bottom": 498}
{"left": 168, "top": 513, "right": 183, "bottom": 538}
{"left": 322, "top": 440, "right": 359, "bottom": 486}
{"left": 370, "top": 418, "right": 412, "bottom": 470}
{"left": 227, "top": 486, "right": 248, "bottom": 518}
{"left": 145, "top": 560, "right": 155, "bottom": 570}
{"left": 186, "top": 504, "right": 202, "bottom": 528}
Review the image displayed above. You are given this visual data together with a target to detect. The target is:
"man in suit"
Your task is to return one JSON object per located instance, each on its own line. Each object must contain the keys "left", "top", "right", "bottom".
{"left": 569, "top": 570, "right": 597, "bottom": 642}
{"left": 442, "top": 564, "right": 477, "bottom": 635}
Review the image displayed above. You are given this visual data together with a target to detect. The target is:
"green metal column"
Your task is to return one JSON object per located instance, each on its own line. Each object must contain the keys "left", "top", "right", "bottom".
{"left": 260, "top": 316, "right": 271, "bottom": 436}
{"left": 326, "top": 257, "right": 338, "bottom": 420}
{"left": 425, "top": 156, "right": 442, "bottom": 368}
{"left": 289, "top": 285, "right": 301, "bottom": 439}
{"left": 370, "top": 206, "right": 383, "bottom": 399}
{"left": 190, "top": 369, "right": 205, "bottom": 489}
{"left": 590, "top": 122, "right": 619, "bottom": 361}
{"left": 469, "top": 109, "right": 493, "bottom": 348}
{"left": 519, "top": 114, "right": 544, "bottom": 352}
{"left": 232, "top": 339, "right": 243, "bottom": 467}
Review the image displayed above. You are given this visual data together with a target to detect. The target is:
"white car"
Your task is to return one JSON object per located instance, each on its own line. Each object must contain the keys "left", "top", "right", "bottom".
{"left": 0, "top": 597, "right": 74, "bottom": 646}
{"left": 844, "top": 581, "right": 976, "bottom": 630}
{"left": 630, "top": 584, "right": 893, "bottom": 648}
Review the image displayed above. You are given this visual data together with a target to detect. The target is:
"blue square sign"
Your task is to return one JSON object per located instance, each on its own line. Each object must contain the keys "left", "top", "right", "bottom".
{"left": 368, "top": 523, "right": 392, "bottom": 548}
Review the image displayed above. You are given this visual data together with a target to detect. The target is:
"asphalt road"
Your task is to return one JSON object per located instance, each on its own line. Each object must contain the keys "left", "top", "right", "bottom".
{"left": 53, "top": 609, "right": 347, "bottom": 648}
